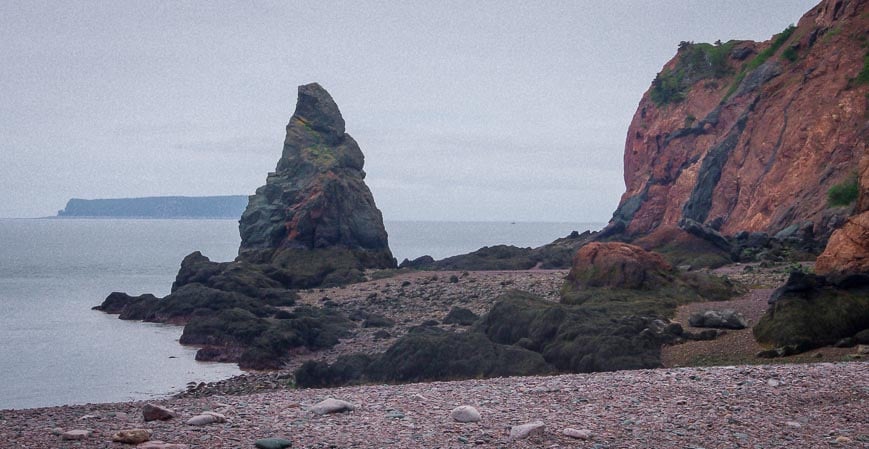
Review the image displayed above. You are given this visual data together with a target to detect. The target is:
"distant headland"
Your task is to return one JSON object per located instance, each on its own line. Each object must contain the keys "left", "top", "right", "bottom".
{"left": 56, "top": 195, "right": 248, "bottom": 219}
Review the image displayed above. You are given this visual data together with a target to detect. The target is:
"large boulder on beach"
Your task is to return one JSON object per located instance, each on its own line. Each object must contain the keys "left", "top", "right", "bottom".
{"left": 369, "top": 325, "right": 552, "bottom": 382}
{"left": 477, "top": 291, "right": 676, "bottom": 372}
{"left": 566, "top": 242, "right": 673, "bottom": 290}
{"left": 689, "top": 309, "right": 748, "bottom": 329}
{"left": 142, "top": 403, "right": 177, "bottom": 421}
{"left": 754, "top": 272, "right": 869, "bottom": 350}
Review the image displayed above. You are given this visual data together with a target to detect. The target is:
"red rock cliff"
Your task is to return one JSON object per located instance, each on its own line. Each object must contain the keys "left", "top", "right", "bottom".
{"left": 611, "top": 0, "right": 868, "bottom": 241}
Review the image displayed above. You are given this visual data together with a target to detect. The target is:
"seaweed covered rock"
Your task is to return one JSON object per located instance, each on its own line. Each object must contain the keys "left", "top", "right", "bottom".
{"left": 181, "top": 306, "right": 352, "bottom": 370}
{"left": 443, "top": 307, "right": 479, "bottom": 326}
{"left": 426, "top": 245, "right": 539, "bottom": 270}
{"left": 369, "top": 326, "right": 552, "bottom": 382}
{"left": 754, "top": 272, "right": 869, "bottom": 351}
{"left": 476, "top": 291, "right": 679, "bottom": 372}
{"left": 294, "top": 354, "right": 375, "bottom": 389}
{"left": 294, "top": 325, "right": 552, "bottom": 387}
{"left": 94, "top": 292, "right": 159, "bottom": 315}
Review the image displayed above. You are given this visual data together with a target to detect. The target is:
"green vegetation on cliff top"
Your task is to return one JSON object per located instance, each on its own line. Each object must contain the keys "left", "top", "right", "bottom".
{"left": 650, "top": 40, "right": 737, "bottom": 106}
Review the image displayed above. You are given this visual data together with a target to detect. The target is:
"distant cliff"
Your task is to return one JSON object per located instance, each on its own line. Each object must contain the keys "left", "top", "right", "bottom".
{"left": 57, "top": 195, "right": 248, "bottom": 218}
{"left": 610, "top": 0, "right": 868, "bottom": 243}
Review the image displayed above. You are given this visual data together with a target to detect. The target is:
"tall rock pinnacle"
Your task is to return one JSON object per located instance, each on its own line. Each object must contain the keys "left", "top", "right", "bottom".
{"left": 239, "top": 83, "right": 393, "bottom": 267}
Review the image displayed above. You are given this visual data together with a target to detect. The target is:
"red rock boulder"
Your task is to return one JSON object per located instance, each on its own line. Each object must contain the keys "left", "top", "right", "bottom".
{"left": 566, "top": 242, "right": 673, "bottom": 290}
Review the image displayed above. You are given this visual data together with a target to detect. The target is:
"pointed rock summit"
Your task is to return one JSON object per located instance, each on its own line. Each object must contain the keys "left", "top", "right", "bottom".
{"left": 239, "top": 83, "right": 392, "bottom": 265}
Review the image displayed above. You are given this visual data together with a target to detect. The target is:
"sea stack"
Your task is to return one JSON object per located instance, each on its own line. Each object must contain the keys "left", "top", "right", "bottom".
{"left": 97, "top": 83, "right": 396, "bottom": 368}
{"left": 238, "top": 83, "right": 394, "bottom": 270}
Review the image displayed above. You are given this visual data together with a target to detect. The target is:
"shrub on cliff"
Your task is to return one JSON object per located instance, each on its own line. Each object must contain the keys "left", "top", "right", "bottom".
{"left": 827, "top": 173, "right": 859, "bottom": 206}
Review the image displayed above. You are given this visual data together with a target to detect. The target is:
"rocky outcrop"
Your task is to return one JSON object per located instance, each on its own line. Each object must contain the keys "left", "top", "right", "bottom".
{"left": 399, "top": 230, "right": 597, "bottom": 270}
{"left": 610, "top": 0, "right": 868, "bottom": 245}
{"left": 816, "top": 212, "right": 869, "bottom": 275}
{"left": 816, "top": 154, "right": 869, "bottom": 277}
{"left": 238, "top": 83, "right": 393, "bottom": 270}
{"left": 97, "top": 83, "right": 395, "bottom": 369}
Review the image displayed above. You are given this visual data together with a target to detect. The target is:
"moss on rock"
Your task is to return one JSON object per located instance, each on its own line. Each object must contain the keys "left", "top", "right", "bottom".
{"left": 754, "top": 272, "right": 869, "bottom": 349}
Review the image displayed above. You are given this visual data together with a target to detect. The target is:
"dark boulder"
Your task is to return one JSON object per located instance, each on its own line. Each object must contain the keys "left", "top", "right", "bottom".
{"left": 443, "top": 307, "right": 479, "bottom": 326}
{"left": 476, "top": 291, "right": 677, "bottom": 373}
{"left": 754, "top": 271, "right": 869, "bottom": 350}
{"left": 688, "top": 309, "right": 748, "bottom": 329}
{"left": 367, "top": 326, "right": 553, "bottom": 383}
{"left": 294, "top": 354, "right": 376, "bottom": 389}
{"left": 94, "top": 292, "right": 158, "bottom": 315}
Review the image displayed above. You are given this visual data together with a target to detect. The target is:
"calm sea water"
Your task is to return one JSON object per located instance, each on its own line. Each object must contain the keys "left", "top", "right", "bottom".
{"left": 0, "top": 218, "right": 601, "bottom": 409}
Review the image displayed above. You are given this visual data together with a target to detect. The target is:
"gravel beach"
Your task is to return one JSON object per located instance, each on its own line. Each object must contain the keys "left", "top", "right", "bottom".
{"left": 2, "top": 362, "right": 866, "bottom": 448}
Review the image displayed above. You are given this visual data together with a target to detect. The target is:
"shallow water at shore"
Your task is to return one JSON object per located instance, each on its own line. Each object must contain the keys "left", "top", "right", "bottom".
{"left": 0, "top": 218, "right": 601, "bottom": 409}
{"left": 0, "top": 219, "right": 244, "bottom": 410}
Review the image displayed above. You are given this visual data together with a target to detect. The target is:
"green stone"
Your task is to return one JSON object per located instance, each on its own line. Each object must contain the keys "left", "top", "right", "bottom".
{"left": 255, "top": 438, "right": 292, "bottom": 449}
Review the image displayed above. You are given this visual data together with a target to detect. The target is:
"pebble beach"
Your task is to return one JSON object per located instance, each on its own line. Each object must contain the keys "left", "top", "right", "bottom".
{"left": 2, "top": 362, "right": 866, "bottom": 448}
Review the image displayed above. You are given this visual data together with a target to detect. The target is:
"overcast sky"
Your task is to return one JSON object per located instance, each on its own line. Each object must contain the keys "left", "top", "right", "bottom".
{"left": 0, "top": 1, "right": 818, "bottom": 221}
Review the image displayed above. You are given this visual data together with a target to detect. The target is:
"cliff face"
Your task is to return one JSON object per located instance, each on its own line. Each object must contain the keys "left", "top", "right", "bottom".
{"left": 611, "top": 0, "right": 868, "bottom": 241}
{"left": 238, "top": 83, "right": 393, "bottom": 267}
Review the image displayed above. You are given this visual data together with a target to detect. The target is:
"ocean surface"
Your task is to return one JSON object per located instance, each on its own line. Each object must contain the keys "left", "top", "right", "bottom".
{"left": 0, "top": 218, "right": 602, "bottom": 409}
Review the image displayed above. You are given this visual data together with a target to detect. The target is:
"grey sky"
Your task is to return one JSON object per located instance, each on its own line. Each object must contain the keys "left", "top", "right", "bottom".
{"left": 0, "top": 1, "right": 817, "bottom": 220}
